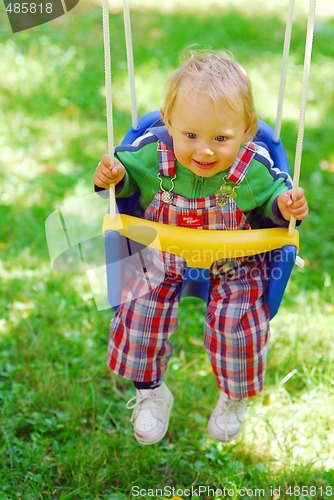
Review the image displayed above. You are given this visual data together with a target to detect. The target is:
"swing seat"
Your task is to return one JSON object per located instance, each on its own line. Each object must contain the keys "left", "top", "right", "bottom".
{"left": 104, "top": 111, "right": 298, "bottom": 319}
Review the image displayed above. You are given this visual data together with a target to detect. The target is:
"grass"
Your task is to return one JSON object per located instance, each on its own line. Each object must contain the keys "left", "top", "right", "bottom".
{"left": 0, "top": 0, "right": 334, "bottom": 498}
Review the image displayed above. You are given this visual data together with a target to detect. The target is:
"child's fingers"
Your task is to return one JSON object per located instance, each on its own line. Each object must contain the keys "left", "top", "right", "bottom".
{"left": 291, "top": 187, "right": 305, "bottom": 201}
{"left": 94, "top": 168, "right": 112, "bottom": 188}
{"left": 94, "top": 160, "right": 115, "bottom": 188}
{"left": 290, "top": 188, "right": 307, "bottom": 209}
{"left": 290, "top": 201, "right": 309, "bottom": 219}
{"left": 290, "top": 204, "right": 308, "bottom": 217}
{"left": 280, "top": 191, "right": 293, "bottom": 207}
{"left": 97, "top": 162, "right": 114, "bottom": 180}
{"left": 94, "top": 157, "right": 125, "bottom": 188}
{"left": 100, "top": 156, "right": 125, "bottom": 178}
{"left": 101, "top": 153, "right": 113, "bottom": 169}
{"left": 277, "top": 189, "right": 308, "bottom": 221}
{"left": 110, "top": 162, "right": 124, "bottom": 178}
{"left": 289, "top": 188, "right": 309, "bottom": 220}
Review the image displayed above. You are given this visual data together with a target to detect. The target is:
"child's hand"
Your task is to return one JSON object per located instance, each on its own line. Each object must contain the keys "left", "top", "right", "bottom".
{"left": 277, "top": 187, "right": 309, "bottom": 221}
{"left": 93, "top": 155, "right": 126, "bottom": 188}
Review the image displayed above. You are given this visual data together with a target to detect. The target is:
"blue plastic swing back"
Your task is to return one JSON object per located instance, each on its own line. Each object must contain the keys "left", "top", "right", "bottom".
{"left": 104, "top": 111, "right": 297, "bottom": 319}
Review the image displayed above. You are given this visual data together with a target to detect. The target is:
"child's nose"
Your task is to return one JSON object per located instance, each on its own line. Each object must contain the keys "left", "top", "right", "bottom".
{"left": 197, "top": 141, "right": 214, "bottom": 156}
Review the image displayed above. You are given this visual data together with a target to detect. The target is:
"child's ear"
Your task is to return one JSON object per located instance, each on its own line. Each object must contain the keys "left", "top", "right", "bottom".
{"left": 244, "top": 117, "right": 258, "bottom": 142}
{"left": 160, "top": 108, "right": 172, "bottom": 133}
{"left": 241, "top": 127, "right": 251, "bottom": 144}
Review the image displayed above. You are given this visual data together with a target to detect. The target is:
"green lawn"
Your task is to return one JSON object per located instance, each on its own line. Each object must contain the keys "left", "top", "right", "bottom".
{"left": 0, "top": 1, "right": 334, "bottom": 498}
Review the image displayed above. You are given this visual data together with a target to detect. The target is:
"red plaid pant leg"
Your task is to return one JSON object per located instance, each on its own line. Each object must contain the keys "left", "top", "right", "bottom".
{"left": 108, "top": 255, "right": 185, "bottom": 383}
{"left": 204, "top": 258, "right": 270, "bottom": 399}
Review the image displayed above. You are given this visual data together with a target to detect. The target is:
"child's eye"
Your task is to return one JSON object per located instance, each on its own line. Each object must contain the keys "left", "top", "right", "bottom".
{"left": 186, "top": 133, "right": 197, "bottom": 140}
{"left": 216, "top": 136, "right": 227, "bottom": 142}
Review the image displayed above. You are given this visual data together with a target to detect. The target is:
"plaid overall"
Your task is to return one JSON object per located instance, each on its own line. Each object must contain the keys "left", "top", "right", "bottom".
{"left": 108, "top": 141, "right": 270, "bottom": 398}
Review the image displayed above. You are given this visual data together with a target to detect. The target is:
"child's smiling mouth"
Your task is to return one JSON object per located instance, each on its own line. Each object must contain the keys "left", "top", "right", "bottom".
{"left": 193, "top": 159, "right": 217, "bottom": 170}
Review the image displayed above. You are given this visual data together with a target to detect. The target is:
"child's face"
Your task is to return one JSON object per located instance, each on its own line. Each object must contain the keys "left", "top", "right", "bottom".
{"left": 163, "top": 91, "right": 248, "bottom": 178}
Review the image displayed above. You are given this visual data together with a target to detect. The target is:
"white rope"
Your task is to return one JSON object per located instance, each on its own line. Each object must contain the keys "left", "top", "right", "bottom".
{"left": 274, "top": 0, "right": 295, "bottom": 142}
{"left": 289, "top": 0, "right": 316, "bottom": 234}
{"left": 102, "top": 0, "right": 116, "bottom": 219}
{"left": 123, "top": 0, "right": 138, "bottom": 130}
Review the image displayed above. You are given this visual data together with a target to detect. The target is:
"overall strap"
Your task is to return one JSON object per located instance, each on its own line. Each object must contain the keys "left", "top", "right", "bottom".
{"left": 157, "top": 140, "right": 257, "bottom": 182}
{"left": 158, "top": 141, "right": 176, "bottom": 177}
{"left": 227, "top": 142, "right": 257, "bottom": 185}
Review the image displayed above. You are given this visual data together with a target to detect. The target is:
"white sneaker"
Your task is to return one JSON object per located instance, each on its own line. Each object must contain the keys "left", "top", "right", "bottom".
{"left": 126, "top": 382, "right": 173, "bottom": 445}
{"left": 208, "top": 391, "right": 248, "bottom": 442}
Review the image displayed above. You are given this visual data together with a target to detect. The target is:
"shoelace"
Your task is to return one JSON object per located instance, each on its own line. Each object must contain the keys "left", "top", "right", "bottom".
{"left": 219, "top": 399, "right": 248, "bottom": 420}
{"left": 218, "top": 399, "right": 248, "bottom": 441}
{"left": 126, "top": 394, "right": 166, "bottom": 424}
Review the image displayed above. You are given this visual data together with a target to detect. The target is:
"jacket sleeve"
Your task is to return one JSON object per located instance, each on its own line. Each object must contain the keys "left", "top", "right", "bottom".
{"left": 93, "top": 133, "right": 159, "bottom": 199}
{"left": 94, "top": 174, "right": 129, "bottom": 199}
{"left": 247, "top": 144, "right": 293, "bottom": 227}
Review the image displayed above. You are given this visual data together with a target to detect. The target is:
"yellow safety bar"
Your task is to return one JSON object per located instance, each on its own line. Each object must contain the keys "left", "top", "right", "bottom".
{"left": 103, "top": 214, "right": 299, "bottom": 268}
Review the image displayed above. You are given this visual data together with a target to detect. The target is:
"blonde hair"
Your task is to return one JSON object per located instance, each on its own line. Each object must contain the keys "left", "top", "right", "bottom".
{"left": 162, "top": 49, "right": 258, "bottom": 142}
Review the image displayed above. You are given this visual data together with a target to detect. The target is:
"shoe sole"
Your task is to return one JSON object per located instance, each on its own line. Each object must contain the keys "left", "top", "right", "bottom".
{"left": 134, "top": 393, "right": 174, "bottom": 445}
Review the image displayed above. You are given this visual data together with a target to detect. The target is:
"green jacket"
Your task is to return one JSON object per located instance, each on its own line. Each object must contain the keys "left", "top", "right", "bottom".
{"left": 110, "top": 126, "right": 291, "bottom": 228}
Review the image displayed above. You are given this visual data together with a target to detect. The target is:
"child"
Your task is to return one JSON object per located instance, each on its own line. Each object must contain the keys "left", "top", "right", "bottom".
{"left": 94, "top": 49, "right": 308, "bottom": 445}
